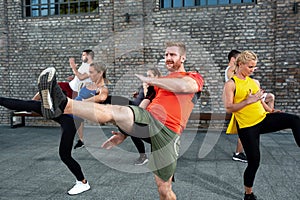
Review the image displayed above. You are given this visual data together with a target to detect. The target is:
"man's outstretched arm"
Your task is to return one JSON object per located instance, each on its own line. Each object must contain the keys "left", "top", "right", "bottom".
{"left": 135, "top": 74, "right": 201, "bottom": 93}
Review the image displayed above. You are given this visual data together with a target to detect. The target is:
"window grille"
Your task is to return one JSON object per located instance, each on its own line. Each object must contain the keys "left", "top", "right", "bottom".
{"left": 161, "top": 0, "right": 255, "bottom": 8}
{"left": 23, "top": 0, "right": 99, "bottom": 17}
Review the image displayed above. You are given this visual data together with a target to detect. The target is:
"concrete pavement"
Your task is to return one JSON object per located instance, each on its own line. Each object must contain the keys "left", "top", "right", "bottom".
{"left": 0, "top": 125, "right": 299, "bottom": 200}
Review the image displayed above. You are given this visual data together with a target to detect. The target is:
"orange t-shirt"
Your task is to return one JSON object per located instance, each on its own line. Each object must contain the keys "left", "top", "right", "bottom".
{"left": 146, "top": 72, "right": 204, "bottom": 134}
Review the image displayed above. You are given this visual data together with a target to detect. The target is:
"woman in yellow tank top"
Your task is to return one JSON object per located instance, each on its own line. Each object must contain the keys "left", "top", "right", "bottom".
{"left": 223, "top": 50, "right": 300, "bottom": 200}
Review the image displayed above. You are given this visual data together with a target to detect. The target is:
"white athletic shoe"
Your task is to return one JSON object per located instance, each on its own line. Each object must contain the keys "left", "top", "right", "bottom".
{"left": 67, "top": 180, "right": 90, "bottom": 195}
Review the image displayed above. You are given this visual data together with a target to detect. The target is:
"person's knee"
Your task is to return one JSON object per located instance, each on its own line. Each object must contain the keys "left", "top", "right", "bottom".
{"left": 291, "top": 114, "right": 300, "bottom": 121}
{"left": 111, "top": 105, "right": 131, "bottom": 117}
{"left": 157, "top": 183, "right": 172, "bottom": 198}
{"left": 155, "top": 175, "right": 175, "bottom": 200}
{"left": 247, "top": 155, "right": 260, "bottom": 169}
{"left": 59, "top": 148, "right": 70, "bottom": 163}
{"left": 112, "top": 106, "right": 134, "bottom": 131}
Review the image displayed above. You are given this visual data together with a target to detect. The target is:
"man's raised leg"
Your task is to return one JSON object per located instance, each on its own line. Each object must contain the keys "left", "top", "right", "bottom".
{"left": 64, "top": 100, "right": 135, "bottom": 134}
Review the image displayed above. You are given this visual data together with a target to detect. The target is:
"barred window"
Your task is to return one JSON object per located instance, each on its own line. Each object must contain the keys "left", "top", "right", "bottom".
{"left": 23, "top": 0, "right": 99, "bottom": 17}
{"left": 161, "top": 0, "right": 255, "bottom": 8}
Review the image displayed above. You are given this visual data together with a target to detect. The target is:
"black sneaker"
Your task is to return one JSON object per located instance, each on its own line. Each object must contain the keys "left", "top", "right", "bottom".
{"left": 232, "top": 152, "right": 248, "bottom": 163}
{"left": 134, "top": 154, "right": 149, "bottom": 166}
{"left": 38, "top": 67, "right": 67, "bottom": 119}
{"left": 243, "top": 193, "right": 257, "bottom": 200}
{"left": 74, "top": 140, "right": 85, "bottom": 149}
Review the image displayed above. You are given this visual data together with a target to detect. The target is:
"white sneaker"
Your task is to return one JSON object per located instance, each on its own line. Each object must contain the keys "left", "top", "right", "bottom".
{"left": 67, "top": 180, "right": 90, "bottom": 195}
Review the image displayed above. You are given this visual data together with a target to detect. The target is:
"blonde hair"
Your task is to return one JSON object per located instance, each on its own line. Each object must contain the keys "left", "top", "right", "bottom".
{"left": 235, "top": 50, "right": 258, "bottom": 67}
{"left": 90, "top": 62, "right": 110, "bottom": 84}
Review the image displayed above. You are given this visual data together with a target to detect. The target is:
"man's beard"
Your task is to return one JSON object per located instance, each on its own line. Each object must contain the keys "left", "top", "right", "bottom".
{"left": 166, "top": 61, "right": 181, "bottom": 71}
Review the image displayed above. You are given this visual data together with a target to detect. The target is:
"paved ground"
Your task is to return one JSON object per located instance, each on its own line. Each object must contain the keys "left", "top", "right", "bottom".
{"left": 0, "top": 125, "right": 299, "bottom": 200}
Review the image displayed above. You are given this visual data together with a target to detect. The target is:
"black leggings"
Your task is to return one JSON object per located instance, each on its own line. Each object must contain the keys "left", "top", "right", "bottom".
{"left": 131, "top": 136, "right": 146, "bottom": 154}
{"left": 0, "top": 97, "right": 85, "bottom": 181}
{"left": 238, "top": 112, "right": 300, "bottom": 187}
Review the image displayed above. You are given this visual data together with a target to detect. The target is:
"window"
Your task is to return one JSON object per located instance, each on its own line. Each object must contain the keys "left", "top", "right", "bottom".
{"left": 161, "top": 0, "right": 256, "bottom": 8}
{"left": 23, "top": 0, "right": 99, "bottom": 17}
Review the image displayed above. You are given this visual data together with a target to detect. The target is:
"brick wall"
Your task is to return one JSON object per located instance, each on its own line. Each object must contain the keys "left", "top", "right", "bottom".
{"left": 273, "top": 1, "right": 300, "bottom": 111}
{"left": 0, "top": 0, "right": 299, "bottom": 127}
{"left": 0, "top": 0, "right": 9, "bottom": 94}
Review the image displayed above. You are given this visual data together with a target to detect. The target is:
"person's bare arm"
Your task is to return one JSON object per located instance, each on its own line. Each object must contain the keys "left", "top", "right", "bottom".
{"left": 72, "top": 68, "right": 89, "bottom": 81}
{"left": 139, "top": 99, "right": 151, "bottom": 109}
{"left": 135, "top": 74, "right": 199, "bottom": 93}
{"left": 253, "top": 79, "right": 277, "bottom": 112}
{"left": 84, "top": 87, "right": 109, "bottom": 103}
{"left": 66, "top": 75, "right": 74, "bottom": 81}
{"left": 101, "top": 131, "right": 127, "bottom": 150}
{"left": 260, "top": 99, "right": 273, "bottom": 112}
{"left": 69, "top": 58, "right": 89, "bottom": 81}
{"left": 226, "top": 66, "right": 235, "bottom": 81}
{"left": 223, "top": 80, "right": 262, "bottom": 113}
